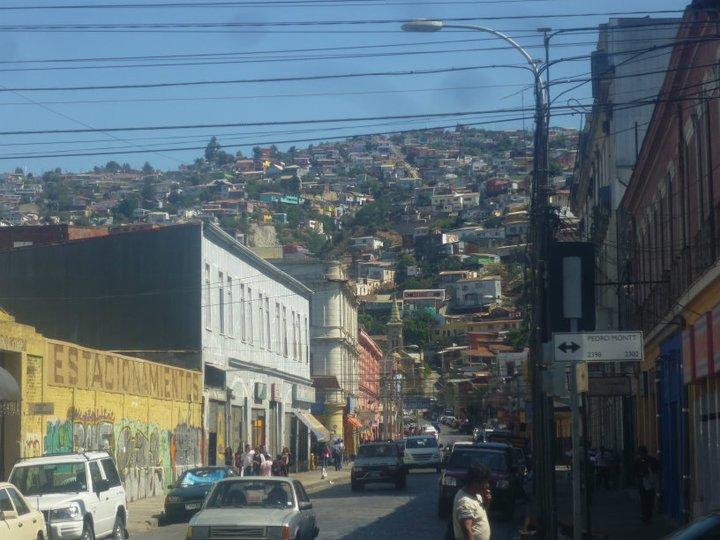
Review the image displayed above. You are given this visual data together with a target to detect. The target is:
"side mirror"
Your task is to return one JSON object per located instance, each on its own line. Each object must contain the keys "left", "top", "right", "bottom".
{"left": 2, "top": 510, "right": 18, "bottom": 520}
{"left": 299, "top": 502, "right": 313, "bottom": 511}
{"left": 94, "top": 479, "right": 110, "bottom": 493}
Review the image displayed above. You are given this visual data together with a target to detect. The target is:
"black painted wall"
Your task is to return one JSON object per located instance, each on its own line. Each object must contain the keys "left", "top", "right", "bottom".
{"left": 0, "top": 224, "right": 202, "bottom": 369}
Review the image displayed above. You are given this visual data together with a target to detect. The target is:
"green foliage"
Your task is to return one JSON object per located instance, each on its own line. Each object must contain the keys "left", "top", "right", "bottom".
{"left": 105, "top": 161, "right": 121, "bottom": 173}
{"left": 113, "top": 195, "right": 139, "bottom": 221}
{"left": 505, "top": 322, "right": 529, "bottom": 350}
{"left": 142, "top": 162, "right": 154, "bottom": 175}
{"left": 549, "top": 159, "right": 563, "bottom": 177}
{"left": 140, "top": 179, "right": 156, "bottom": 206}
{"left": 403, "top": 310, "right": 437, "bottom": 349}
{"left": 205, "top": 137, "right": 221, "bottom": 163}
{"left": 359, "top": 313, "right": 387, "bottom": 336}
{"left": 349, "top": 199, "right": 390, "bottom": 234}
{"left": 252, "top": 146, "right": 263, "bottom": 159}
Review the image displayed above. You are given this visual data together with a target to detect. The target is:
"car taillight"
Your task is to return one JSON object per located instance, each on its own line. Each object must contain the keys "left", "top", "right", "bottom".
{"left": 282, "top": 525, "right": 291, "bottom": 540}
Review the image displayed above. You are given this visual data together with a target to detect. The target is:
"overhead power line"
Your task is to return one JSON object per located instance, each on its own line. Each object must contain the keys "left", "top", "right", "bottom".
{"left": 0, "top": 63, "right": 531, "bottom": 93}
{"left": 0, "top": 9, "right": 689, "bottom": 29}
{"left": 0, "top": 0, "right": 557, "bottom": 10}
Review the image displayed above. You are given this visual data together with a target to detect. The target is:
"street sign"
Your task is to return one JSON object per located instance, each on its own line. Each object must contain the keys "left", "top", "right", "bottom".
{"left": 588, "top": 376, "right": 632, "bottom": 397}
{"left": 553, "top": 331, "right": 643, "bottom": 362}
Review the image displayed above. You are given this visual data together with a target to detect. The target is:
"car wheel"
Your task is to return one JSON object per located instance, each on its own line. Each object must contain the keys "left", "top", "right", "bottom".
{"left": 112, "top": 512, "right": 127, "bottom": 540}
{"left": 81, "top": 521, "right": 95, "bottom": 540}
{"left": 438, "top": 500, "right": 450, "bottom": 519}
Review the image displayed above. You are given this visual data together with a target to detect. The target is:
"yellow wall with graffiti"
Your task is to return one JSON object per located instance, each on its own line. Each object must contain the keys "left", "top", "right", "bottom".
{"left": 0, "top": 311, "right": 204, "bottom": 502}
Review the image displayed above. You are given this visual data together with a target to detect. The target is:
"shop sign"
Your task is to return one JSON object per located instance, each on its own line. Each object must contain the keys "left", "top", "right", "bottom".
{"left": 694, "top": 314, "right": 709, "bottom": 379}
{"left": 293, "top": 384, "right": 315, "bottom": 404}
{"left": 28, "top": 402, "right": 54, "bottom": 415}
{"left": 588, "top": 376, "right": 631, "bottom": 397}
{"left": 713, "top": 304, "right": 720, "bottom": 375}
{"left": 682, "top": 328, "right": 694, "bottom": 383}
{"left": 270, "top": 383, "right": 282, "bottom": 403}
{"left": 0, "top": 335, "right": 26, "bottom": 353}
{"left": 255, "top": 382, "right": 267, "bottom": 401}
{"left": 47, "top": 341, "right": 202, "bottom": 403}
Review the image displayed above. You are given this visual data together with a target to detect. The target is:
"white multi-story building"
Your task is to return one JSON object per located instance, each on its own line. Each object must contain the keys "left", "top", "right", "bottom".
{"left": 271, "top": 259, "right": 360, "bottom": 446}
{"left": 452, "top": 277, "right": 502, "bottom": 308}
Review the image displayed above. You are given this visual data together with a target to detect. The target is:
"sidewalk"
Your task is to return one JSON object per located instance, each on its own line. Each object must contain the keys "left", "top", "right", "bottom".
{"left": 125, "top": 467, "right": 352, "bottom": 534}
{"left": 554, "top": 468, "right": 677, "bottom": 539}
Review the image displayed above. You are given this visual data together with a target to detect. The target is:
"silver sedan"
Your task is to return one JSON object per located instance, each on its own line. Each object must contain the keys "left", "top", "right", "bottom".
{"left": 185, "top": 477, "right": 318, "bottom": 540}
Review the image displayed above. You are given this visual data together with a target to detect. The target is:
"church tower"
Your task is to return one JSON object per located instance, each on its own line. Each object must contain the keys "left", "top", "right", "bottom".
{"left": 387, "top": 297, "right": 404, "bottom": 354}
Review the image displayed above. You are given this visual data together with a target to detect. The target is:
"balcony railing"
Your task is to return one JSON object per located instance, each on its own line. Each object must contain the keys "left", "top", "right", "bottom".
{"left": 632, "top": 210, "right": 720, "bottom": 333}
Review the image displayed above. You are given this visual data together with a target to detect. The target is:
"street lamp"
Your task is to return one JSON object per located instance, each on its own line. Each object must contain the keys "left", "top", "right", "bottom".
{"left": 402, "top": 18, "right": 553, "bottom": 539}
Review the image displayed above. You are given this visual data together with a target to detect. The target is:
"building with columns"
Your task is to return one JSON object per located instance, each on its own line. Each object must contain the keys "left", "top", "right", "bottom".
{"left": 271, "top": 259, "right": 360, "bottom": 449}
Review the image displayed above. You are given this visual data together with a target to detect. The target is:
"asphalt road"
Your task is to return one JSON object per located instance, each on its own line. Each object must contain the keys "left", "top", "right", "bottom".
{"left": 131, "top": 426, "right": 521, "bottom": 539}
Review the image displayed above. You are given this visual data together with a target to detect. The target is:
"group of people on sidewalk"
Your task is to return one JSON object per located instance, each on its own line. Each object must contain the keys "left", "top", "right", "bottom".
{"left": 223, "top": 444, "right": 293, "bottom": 477}
{"left": 316, "top": 437, "right": 345, "bottom": 479}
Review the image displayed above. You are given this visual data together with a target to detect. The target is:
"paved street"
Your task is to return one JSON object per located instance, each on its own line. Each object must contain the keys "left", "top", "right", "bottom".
{"left": 131, "top": 428, "right": 520, "bottom": 539}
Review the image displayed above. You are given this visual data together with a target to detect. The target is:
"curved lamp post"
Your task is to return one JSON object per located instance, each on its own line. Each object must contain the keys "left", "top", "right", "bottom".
{"left": 402, "top": 18, "right": 554, "bottom": 539}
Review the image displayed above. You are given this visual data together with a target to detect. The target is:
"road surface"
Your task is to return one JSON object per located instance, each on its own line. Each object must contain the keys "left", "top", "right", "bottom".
{"left": 131, "top": 427, "right": 521, "bottom": 539}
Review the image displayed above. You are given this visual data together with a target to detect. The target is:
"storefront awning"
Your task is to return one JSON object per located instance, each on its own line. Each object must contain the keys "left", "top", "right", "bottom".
{"left": 345, "top": 416, "right": 363, "bottom": 429}
{"left": 0, "top": 366, "right": 19, "bottom": 401}
{"left": 295, "top": 410, "right": 332, "bottom": 442}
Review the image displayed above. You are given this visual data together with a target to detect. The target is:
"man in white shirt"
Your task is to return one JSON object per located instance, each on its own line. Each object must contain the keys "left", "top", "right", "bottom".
{"left": 241, "top": 444, "right": 255, "bottom": 476}
{"left": 452, "top": 464, "right": 492, "bottom": 540}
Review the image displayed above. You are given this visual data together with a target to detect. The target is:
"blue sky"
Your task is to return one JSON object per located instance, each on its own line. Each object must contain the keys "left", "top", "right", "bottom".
{"left": 0, "top": 0, "right": 686, "bottom": 173}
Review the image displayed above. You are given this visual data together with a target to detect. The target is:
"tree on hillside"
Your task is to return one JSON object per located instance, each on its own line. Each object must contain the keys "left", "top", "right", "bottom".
{"left": 142, "top": 161, "right": 154, "bottom": 175}
{"left": 205, "top": 137, "right": 221, "bottom": 163}
{"left": 13, "top": 167, "right": 23, "bottom": 175}
{"left": 105, "top": 161, "right": 121, "bottom": 173}
{"left": 141, "top": 179, "right": 157, "bottom": 207}
{"left": 252, "top": 146, "right": 263, "bottom": 160}
{"left": 121, "top": 163, "right": 132, "bottom": 173}
{"left": 113, "top": 195, "right": 139, "bottom": 221}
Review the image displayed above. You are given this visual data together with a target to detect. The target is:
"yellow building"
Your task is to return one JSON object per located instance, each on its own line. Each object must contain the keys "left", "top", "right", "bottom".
{"left": 0, "top": 310, "right": 203, "bottom": 502}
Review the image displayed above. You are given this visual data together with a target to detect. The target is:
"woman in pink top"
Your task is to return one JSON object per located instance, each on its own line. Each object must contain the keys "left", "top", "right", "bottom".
{"left": 260, "top": 454, "right": 273, "bottom": 476}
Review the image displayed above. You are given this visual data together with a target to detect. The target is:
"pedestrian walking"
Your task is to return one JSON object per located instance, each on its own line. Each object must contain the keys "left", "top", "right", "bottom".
{"left": 260, "top": 453, "right": 273, "bottom": 477}
{"left": 333, "top": 437, "right": 344, "bottom": 471}
{"left": 281, "top": 447, "right": 292, "bottom": 476}
{"left": 240, "top": 444, "right": 255, "bottom": 476}
{"left": 634, "top": 446, "right": 661, "bottom": 523}
{"left": 319, "top": 441, "right": 331, "bottom": 479}
{"left": 596, "top": 446, "right": 612, "bottom": 489}
{"left": 451, "top": 464, "right": 492, "bottom": 540}
{"left": 253, "top": 447, "right": 264, "bottom": 475}
{"left": 223, "top": 446, "right": 234, "bottom": 468}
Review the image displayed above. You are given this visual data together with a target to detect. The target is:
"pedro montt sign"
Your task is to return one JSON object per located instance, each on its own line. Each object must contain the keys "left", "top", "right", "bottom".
{"left": 553, "top": 331, "right": 643, "bottom": 362}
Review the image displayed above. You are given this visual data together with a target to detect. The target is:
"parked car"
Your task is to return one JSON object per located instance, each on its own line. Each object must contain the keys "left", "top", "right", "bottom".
{"left": 403, "top": 436, "right": 442, "bottom": 472}
{"left": 163, "top": 466, "right": 235, "bottom": 522}
{"left": 422, "top": 424, "right": 439, "bottom": 439}
{"left": 186, "top": 477, "right": 318, "bottom": 540}
{"left": 0, "top": 482, "right": 46, "bottom": 540}
{"left": 437, "top": 443, "right": 521, "bottom": 520}
{"left": 351, "top": 442, "right": 407, "bottom": 491}
{"left": 9, "top": 451, "right": 128, "bottom": 540}
{"left": 665, "top": 511, "right": 720, "bottom": 538}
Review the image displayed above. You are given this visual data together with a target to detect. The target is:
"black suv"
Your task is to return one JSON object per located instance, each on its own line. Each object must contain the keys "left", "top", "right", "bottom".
{"left": 351, "top": 442, "right": 407, "bottom": 491}
{"left": 438, "top": 442, "right": 523, "bottom": 520}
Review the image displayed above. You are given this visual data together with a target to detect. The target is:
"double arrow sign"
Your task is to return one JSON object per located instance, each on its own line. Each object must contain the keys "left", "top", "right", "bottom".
{"left": 557, "top": 341, "right": 581, "bottom": 354}
{"left": 553, "top": 331, "right": 644, "bottom": 362}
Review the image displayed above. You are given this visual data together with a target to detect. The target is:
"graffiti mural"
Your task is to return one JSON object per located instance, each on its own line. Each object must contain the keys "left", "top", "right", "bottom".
{"left": 116, "top": 422, "right": 166, "bottom": 501}
{"left": 41, "top": 411, "right": 202, "bottom": 502}
{"left": 44, "top": 420, "right": 73, "bottom": 454}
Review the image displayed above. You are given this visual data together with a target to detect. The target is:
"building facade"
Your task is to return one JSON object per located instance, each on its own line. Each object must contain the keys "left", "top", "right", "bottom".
{"left": 0, "top": 310, "right": 203, "bottom": 502}
{"left": 620, "top": 2, "right": 720, "bottom": 522}
{"left": 357, "top": 330, "right": 382, "bottom": 441}
{"left": 271, "top": 259, "right": 360, "bottom": 450}
{"left": 570, "top": 15, "right": 680, "bottom": 482}
{"left": 0, "top": 223, "right": 319, "bottom": 473}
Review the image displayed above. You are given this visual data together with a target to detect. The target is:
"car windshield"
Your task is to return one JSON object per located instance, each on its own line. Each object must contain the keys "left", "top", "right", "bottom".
{"left": 206, "top": 481, "right": 295, "bottom": 509}
{"left": 10, "top": 463, "right": 87, "bottom": 496}
{"left": 448, "top": 450, "right": 508, "bottom": 473}
{"left": 405, "top": 437, "right": 438, "bottom": 449}
{"left": 357, "top": 445, "right": 397, "bottom": 458}
{"left": 178, "top": 468, "right": 229, "bottom": 487}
